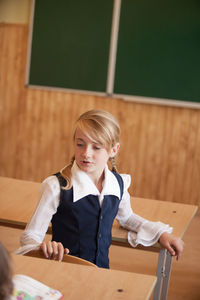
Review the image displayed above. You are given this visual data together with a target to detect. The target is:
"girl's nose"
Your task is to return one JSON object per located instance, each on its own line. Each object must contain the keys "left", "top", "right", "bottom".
{"left": 83, "top": 146, "right": 92, "bottom": 157}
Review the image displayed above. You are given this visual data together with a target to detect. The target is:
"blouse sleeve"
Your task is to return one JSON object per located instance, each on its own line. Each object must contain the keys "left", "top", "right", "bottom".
{"left": 116, "top": 174, "right": 173, "bottom": 247}
{"left": 15, "top": 176, "right": 60, "bottom": 255}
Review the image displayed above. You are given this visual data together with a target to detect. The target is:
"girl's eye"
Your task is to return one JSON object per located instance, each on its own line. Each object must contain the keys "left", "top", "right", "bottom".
{"left": 77, "top": 143, "right": 84, "bottom": 147}
{"left": 93, "top": 145, "right": 101, "bottom": 150}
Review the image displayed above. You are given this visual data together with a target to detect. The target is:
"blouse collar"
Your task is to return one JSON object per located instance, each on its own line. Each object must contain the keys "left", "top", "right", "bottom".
{"left": 71, "top": 162, "right": 121, "bottom": 202}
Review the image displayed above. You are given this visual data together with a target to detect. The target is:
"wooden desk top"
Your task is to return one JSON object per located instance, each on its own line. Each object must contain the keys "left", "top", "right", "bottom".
{"left": 0, "top": 176, "right": 198, "bottom": 242}
{"left": 12, "top": 254, "right": 157, "bottom": 300}
{"left": 112, "top": 197, "right": 198, "bottom": 246}
{"left": 0, "top": 176, "right": 40, "bottom": 227}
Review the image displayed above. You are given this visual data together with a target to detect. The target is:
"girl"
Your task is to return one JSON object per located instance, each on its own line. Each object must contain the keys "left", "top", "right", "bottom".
{"left": 16, "top": 109, "right": 184, "bottom": 268}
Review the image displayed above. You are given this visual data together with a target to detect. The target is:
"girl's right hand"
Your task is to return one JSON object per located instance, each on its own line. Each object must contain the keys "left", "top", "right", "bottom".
{"left": 40, "top": 241, "right": 69, "bottom": 262}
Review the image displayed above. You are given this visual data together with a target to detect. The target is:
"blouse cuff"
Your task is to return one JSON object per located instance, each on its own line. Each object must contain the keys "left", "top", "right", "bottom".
{"left": 127, "top": 221, "right": 173, "bottom": 247}
{"left": 14, "top": 243, "right": 40, "bottom": 255}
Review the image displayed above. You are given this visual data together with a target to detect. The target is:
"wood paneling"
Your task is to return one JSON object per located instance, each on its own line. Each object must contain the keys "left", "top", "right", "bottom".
{"left": 0, "top": 23, "right": 200, "bottom": 206}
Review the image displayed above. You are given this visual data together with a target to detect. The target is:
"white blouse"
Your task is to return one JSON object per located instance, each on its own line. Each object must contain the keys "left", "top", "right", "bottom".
{"left": 15, "top": 163, "right": 172, "bottom": 255}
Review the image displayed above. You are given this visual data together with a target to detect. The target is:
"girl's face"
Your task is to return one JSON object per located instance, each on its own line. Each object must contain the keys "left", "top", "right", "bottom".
{"left": 74, "top": 128, "right": 118, "bottom": 181}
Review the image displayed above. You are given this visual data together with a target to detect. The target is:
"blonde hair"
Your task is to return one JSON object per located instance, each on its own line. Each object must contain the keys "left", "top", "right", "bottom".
{"left": 60, "top": 109, "right": 120, "bottom": 189}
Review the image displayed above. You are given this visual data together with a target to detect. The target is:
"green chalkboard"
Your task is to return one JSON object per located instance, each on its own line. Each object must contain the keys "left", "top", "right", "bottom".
{"left": 28, "top": 0, "right": 200, "bottom": 104}
{"left": 28, "top": 0, "right": 114, "bottom": 92}
{"left": 114, "top": 0, "right": 200, "bottom": 103}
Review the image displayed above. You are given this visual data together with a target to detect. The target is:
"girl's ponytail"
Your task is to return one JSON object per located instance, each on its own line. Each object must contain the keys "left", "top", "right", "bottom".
{"left": 109, "top": 157, "right": 118, "bottom": 173}
{"left": 60, "top": 156, "right": 75, "bottom": 190}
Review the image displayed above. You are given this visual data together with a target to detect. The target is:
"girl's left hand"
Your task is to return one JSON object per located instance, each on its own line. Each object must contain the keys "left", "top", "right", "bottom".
{"left": 159, "top": 232, "right": 184, "bottom": 261}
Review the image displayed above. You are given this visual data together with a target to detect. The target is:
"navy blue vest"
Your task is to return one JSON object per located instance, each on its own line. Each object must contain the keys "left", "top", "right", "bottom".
{"left": 51, "top": 172, "right": 124, "bottom": 268}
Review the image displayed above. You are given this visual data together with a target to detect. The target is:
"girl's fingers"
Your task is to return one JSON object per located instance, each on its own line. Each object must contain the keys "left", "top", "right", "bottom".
{"left": 159, "top": 233, "right": 184, "bottom": 261}
{"left": 46, "top": 241, "right": 54, "bottom": 259}
{"left": 174, "top": 239, "right": 184, "bottom": 261}
{"left": 167, "top": 244, "right": 176, "bottom": 257}
{"left": 168, "top": 238, "right": 184, "bottom": 260}
{"left": 57, "top": 242, "right": 64, "bottom": 262}
{"left": 40, "top": 242, "right": 49, "bottom": 258}
{"left": 51, "top": 241, "right": 59, "bottom": 260}
{"left": 64, "top": 248, "right": 70, "bottom": 255}
{"left": 40, "top": 241, "right": 69, "bottom": 261}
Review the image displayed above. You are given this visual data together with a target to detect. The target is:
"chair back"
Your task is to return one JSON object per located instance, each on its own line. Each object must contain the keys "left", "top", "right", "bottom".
{"left": 24, "top": 249, "right": 97, "bottom": 267}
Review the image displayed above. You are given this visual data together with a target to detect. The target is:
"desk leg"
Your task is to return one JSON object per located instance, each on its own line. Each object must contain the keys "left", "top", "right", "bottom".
{"left": 153, "top": 249, "right": 172, "bottom": 300}
{"left": 160, "top": 251, "right": 172, "bottom": 300}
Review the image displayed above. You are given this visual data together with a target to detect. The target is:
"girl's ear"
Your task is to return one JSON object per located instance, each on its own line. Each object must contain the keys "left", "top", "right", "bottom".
{"left": 110, "top": 143, "right": 120, "bottom": 158}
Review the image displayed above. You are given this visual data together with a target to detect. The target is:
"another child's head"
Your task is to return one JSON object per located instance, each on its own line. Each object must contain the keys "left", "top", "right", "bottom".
{"left": 0, "top": 242, "right": 13, "bottom": 300}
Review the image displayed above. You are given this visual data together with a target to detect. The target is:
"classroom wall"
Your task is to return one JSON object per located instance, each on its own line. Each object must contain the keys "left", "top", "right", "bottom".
{"left": 0, "top": 22, "right": 200, "bottom": 206}
{"left": 0, "top": 0, "right": 31, "bottom": 24}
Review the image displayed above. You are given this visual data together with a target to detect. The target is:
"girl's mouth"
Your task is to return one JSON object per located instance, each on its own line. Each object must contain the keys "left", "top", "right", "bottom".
{"left": 81, "top": 160, "right": 92, "bottom": 165}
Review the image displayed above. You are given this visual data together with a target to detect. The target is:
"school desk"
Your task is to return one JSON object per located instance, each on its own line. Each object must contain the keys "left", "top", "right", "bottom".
{"left": 0, "top": 176, "right": 198, "bottom": 300}
{"left": 12, "top": 254, "right": 157, "bottom": 300}
{"left": 112, "top": 198, "right": 197, "bottom": 300}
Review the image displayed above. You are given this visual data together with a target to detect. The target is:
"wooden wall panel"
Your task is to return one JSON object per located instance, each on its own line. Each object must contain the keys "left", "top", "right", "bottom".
{"left": 0, "top": 24, "right": 200, "bottom": 206}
